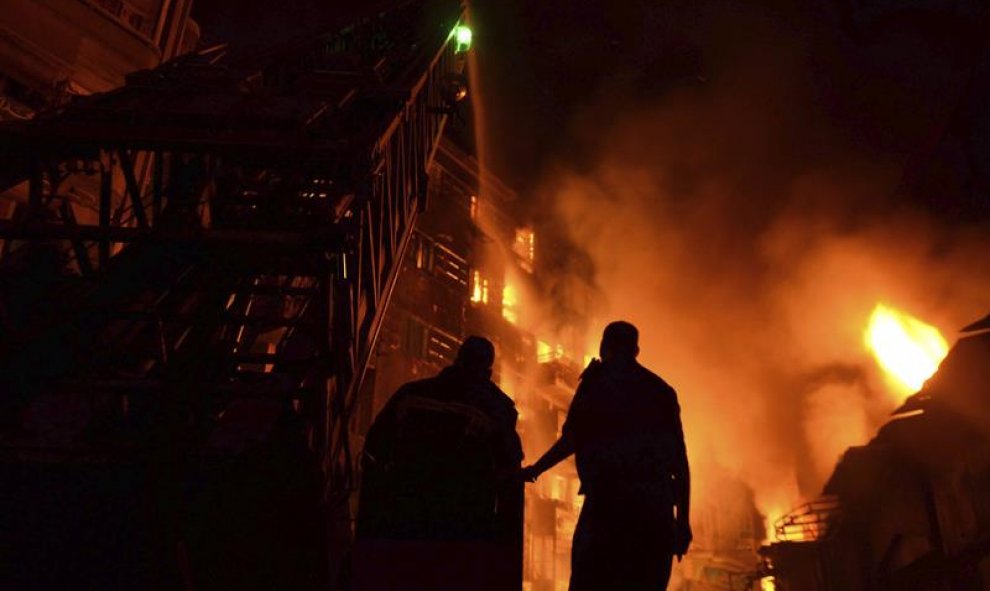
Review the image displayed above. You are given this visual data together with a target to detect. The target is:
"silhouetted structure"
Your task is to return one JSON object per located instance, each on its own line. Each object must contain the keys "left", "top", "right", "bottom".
{"left": 524, "top": 321, "right": 692, "bottom": 591}
{"left": 762, "top": 314, "right": 990, "bottom": 591}
{"left": 0, "top": 1, "right": 469, "bottom": 588}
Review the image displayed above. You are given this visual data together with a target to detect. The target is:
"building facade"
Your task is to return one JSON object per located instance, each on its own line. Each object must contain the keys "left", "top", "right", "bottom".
{"left": 361, "top": 135, "right": 593, "bottom": 591}
{"left": 364, "top": 133, "right": 773, "bottom": 591}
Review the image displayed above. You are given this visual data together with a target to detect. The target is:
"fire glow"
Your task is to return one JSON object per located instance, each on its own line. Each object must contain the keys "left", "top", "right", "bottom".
{"left": 864, "top": 303, "right": 949, "bottom": 397}
{"left": 471, "top": 270, "right": 489, "bottom": 305}
{"left": 501, "top": 284, "right": 519, "bottom": 324}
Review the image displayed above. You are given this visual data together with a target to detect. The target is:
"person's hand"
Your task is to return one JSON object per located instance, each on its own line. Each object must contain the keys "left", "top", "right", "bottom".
{"left": 674, "top": 519, "right": 693, "bottom": 561}
{"left": 520, "top": 465, "right": 541, "bottom": 483}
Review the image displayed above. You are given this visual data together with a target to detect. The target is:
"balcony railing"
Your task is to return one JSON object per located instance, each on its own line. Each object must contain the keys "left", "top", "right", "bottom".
{"left": 774, "top": 496, "right": 841, "bottom": 543}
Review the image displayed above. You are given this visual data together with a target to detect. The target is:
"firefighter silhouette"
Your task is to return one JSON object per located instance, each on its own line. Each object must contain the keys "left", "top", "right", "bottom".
{"left": 523, "top": 321, "right": 692, "bottom": 591}
{"left": 357, "top": 336, "right": 523, "bottom": 541}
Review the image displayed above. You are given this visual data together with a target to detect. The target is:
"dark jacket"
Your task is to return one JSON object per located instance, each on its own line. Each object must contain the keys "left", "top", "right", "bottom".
{"left": 563, "top": 360, "right": 687, "bottom": 499}
{"left": 358, "top": 366, "right": 523, "bottom": 540}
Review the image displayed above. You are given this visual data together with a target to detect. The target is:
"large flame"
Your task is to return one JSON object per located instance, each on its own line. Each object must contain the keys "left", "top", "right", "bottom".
{"left": 864, "top": 304, "right": 949, "bottom": 397}
{"left": 764, "top": 508, "right": 785, "bottom": 542}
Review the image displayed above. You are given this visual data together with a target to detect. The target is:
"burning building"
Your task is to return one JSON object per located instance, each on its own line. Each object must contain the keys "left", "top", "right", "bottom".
{"left": 762, "top": 314, "right": 990, "bottom": 590}
{"left": 1, "top": 1, "right": 987, "bottom": 590}
{"left": 360, "top": 133, "right": 591, "bottom": 591}
{"left": 362, "top": 129, "right": 773, "bottom": 590}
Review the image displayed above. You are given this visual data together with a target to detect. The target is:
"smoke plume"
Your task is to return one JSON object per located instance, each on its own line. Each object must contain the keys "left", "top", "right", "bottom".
{"left": 519, "top": 3, "right": 990, "bottom": 532}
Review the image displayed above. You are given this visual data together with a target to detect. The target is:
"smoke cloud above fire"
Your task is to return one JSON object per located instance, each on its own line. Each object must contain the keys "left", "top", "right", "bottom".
{"left": 498, "top": 3, "right": 990, "bottom": 530}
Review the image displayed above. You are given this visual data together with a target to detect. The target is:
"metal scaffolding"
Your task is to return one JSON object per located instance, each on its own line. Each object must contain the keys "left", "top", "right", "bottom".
{"left": 0, "top": 1, "right": 466, "bottom": 587}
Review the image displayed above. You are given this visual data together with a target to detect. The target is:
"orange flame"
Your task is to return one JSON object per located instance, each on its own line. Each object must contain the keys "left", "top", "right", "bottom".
{"left": 471, "top": 271, "right": 489, "bottom": 304}
{"left": 864, "top": 304, "right": 949, "bottom": 398}
{"left": 764, "top": 508, "right": 784, "bottom": 542}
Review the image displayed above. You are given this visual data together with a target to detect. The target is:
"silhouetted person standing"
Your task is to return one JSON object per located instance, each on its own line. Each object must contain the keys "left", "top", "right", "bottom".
{"left": 522, "top": 321, "right": 691, "bottom": 591}
{"left": 352, "top": 336, "right": 524, "bottom": 591}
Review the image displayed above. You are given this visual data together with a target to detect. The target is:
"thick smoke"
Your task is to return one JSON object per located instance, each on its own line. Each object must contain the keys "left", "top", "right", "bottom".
{"left": 520, "top": 5, "right": 990, "bottom": 532}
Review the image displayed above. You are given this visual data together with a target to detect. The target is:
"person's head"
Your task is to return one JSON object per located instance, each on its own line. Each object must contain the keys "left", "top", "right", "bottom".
{"left": 599, "top": 321, "right": 639, "bottom": 363}
{"left": 454, "top": 336, "right": 496, "bottom": 381}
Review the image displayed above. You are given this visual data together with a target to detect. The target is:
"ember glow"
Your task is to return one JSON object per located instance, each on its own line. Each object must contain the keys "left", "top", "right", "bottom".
{"left": 864, "top": 304, "right": 949, "bottom": 396}
{"left": 536, "top": 340, "right": 567, "bottom": 363}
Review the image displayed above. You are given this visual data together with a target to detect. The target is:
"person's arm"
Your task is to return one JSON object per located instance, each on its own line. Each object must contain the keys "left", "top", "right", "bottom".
{"left": 522, "top": 378, "right": 590, "bottom": 481}
{"left": 670, "top": 390, "right": 692, "bottom": 558}
{"left": 356, "top": 386, "right": 406, "bottom": 538}
{"left": 494, "top": 403, "right": 525, "bottom": 480}
{"left": 361, "top": 386, "right": 406, "bottom": 472}
{"left": 494, "top": 406, "right": 526, "bottom": 540}
{"left": 672, "top": 399, "right": 690, "bottom": 522}
{"left": 523, "top": 431, "right": 576, "bottom": 481}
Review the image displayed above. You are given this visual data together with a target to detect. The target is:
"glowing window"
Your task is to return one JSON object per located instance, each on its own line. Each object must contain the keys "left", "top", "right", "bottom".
{"left": 537, "top": 340, "right": 553, "bottom": 363}
{"left": 470, "top": 270, "right": 489, "bottom": 305}
{"left": 513, "top": 227, "right": 535, "bottom": 272}
{"left": 502, "top": 283, "right": 519, "bottom": 324}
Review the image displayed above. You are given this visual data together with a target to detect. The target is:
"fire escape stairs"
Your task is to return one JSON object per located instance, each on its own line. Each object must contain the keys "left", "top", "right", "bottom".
{"left": 0, "top": 0, "right": 466, "bottom": 516}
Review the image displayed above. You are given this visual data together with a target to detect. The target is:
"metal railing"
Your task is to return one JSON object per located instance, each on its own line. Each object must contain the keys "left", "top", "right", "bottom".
{"left": 774, "top": 496, "right": 841, "bottom": 542}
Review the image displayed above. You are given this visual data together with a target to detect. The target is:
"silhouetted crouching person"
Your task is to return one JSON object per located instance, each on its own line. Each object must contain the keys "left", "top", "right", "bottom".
{"left": 523, "top": 322, "right": 691, "bottom": 591}
{"left": 353, "top": 336, "right": 524, "bottom": 590}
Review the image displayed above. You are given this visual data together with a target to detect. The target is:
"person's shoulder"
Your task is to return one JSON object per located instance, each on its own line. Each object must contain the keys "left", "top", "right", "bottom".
{"left": 486, "top": 382, "right": 518, "bottom": 415}
{"left": 465, "top": 381, "right": 518, "bottom": 427}
{"left": 403, "top": 376, "right": 437, "bottom": 390}
{"left": 394, "top": 377, "right": 437, "bottom": 399}
{"left": 579, "top": 359, "right": 605, "bottom": 383}
{"left": 636, "top": 364, "right": 677, "bottom": 396}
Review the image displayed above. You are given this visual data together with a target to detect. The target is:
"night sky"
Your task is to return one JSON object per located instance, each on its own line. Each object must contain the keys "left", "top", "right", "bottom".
{"left": 465, "top": 0, "right": 986, "bottom": 191}
{"left": 192, "top": 0, "right": 989, "bottom": 208}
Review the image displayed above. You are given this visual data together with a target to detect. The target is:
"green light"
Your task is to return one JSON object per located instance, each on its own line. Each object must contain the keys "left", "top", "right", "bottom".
{"left": 454, "top": 25, "right": 473, "bottom": 53}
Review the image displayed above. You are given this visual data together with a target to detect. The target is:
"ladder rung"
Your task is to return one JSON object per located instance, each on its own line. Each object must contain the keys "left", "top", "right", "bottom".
{"left": 222, "top": 313, "right": 320, "bottom": 328}
{"left": 235, "top": 285, "right": 322, "bottom": 297}
{"left": 231, "top": 353, "right": 322, "bottom": 367}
